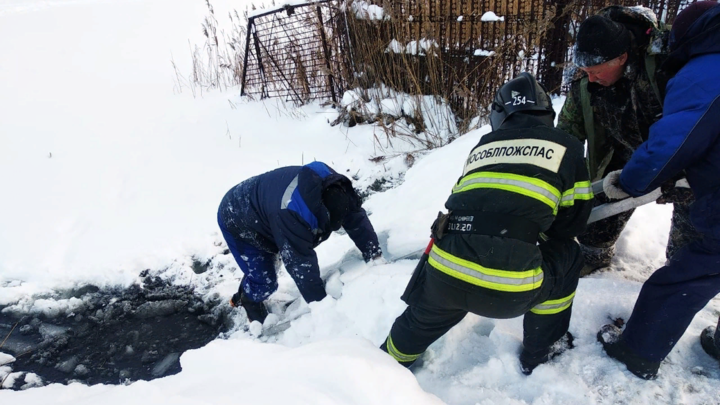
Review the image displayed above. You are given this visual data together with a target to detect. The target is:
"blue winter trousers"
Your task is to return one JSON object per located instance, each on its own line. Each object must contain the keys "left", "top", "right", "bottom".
{"left": 623, "top": 236, "right": 720, "bottom": 362}
{"left": 217, "top": 211, "right": 278, "bottom": 302}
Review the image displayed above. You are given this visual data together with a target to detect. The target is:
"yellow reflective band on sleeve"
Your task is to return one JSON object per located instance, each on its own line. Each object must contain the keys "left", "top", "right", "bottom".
{"left": 559, "top": 181, "right": 594, "bottom": 207}
{"left": 530, "top": 291, "right": 576, "bottom": 315}
{"left": 452, "top": 172, "right": 561, "bottom": 214}
{"left": 428, "top": 244, "right": 544, "bottom": 292}
{"left": 386, "top": 335, "right": 422, "bottom": 364}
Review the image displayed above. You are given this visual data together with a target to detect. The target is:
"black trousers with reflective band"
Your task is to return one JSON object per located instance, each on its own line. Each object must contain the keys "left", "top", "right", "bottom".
{"left": 387, "top": 238, "right": 584, "bottom": 358}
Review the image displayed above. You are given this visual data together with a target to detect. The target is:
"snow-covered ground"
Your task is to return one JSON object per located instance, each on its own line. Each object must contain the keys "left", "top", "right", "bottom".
{"left": 1, "top": 0, "right": 719, "bottom": 403}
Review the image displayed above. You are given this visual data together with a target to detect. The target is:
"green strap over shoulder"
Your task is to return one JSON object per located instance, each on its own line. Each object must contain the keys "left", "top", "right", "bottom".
{"left": 645, "top": 21, "right": 670, "bottom": 107}
{"left": 645, "top": 54, "right": 663, "bottom": 107}
{"left": 580, "top": 77, "right": 594, "bottom": 140}
{"left": 579, "top": 77, "right": 612, "bottom": 180}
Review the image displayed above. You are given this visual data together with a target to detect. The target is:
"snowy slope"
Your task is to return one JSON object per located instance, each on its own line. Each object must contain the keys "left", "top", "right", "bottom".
{"left": 1, "top": 0, "right": 719, "bottom": 404}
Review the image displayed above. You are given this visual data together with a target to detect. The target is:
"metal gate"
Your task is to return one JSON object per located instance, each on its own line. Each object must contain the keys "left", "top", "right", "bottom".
{"left": 240, "top": 1, "right": 349, "bottom": 104}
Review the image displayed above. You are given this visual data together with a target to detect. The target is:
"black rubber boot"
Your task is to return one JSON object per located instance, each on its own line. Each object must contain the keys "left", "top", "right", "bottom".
{"left": 520, "top": 332, "right": 574, "bottom": 375}
{"left": 232, "top": 291, "right": 268, "bottom": 324}
{"left": 700, "top": 326, "right": 720, "bottom": 361}
{"left": 597, "top": 324, "right": 661, "bottom": 380}
{"left": 579, "top": 244, "right": 613, "bottom": 277}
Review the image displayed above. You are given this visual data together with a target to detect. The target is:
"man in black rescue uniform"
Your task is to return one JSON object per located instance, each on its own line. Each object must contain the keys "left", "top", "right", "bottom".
{"left": 380, "top": 73, "right": 593, "bottom": 374}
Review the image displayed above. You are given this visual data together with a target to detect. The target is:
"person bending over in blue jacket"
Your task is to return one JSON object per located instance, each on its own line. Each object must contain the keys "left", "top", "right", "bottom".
{"left": 598, "top": 1, "right": 720, "bottom": 379}
{"left": 218, "top": 161, "right": 382, "bottom": 323}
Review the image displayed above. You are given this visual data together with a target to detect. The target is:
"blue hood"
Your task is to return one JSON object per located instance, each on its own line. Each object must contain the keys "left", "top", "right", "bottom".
{"left": 668, "top": 5, "right": 720, "bottom": 67}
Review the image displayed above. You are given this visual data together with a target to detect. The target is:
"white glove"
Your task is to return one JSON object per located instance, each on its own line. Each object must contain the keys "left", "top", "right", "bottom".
{"left": 603, "top": 170, "right": 630, "bottom": 200}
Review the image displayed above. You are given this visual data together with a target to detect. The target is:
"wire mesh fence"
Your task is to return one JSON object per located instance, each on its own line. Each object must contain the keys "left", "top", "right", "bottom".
{"left": 240, "top": 2, "right": 350, "bottom": 103}
{"left": 240, "top": 0, "right": 691, "bottom": 122}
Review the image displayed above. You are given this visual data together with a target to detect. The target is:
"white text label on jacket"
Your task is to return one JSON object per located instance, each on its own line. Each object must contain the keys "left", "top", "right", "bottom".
{"left": 463, "top": 139, "right": 567, "bottom": 174}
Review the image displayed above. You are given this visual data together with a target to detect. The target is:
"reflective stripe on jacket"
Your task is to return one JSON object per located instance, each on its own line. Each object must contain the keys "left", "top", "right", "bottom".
{"left": 436, "top": 116, "right": 592, "bottom": 295}
{"left": 428, "top": 243, "right": 543, "bottom": 292}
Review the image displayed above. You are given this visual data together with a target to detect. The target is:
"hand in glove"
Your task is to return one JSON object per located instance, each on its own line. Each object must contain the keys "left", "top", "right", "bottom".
{"left": 602, "top": 170, "right": 630, "bottom": 200}
{"left": 229, "top": 292, "right": 241, "bottom": 308}
{"left": 363, "top": 246, "right": 383, "bottom": 263}
{"left": 656, "top": 178, "right": 694, "bottom": 205}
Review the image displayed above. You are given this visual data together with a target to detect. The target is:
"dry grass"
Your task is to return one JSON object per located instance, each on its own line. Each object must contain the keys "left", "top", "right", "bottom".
{"left": 180, "top": 0, "right": 685, "bottom": 150}
{"left": 174, "top": 0, "right": 257, "bottom": 96}
{"left": 0, "top": 322, "right": 18, "bottom": 389}
{"left": 0, "top": 322, "right": 16, "bottom": 350}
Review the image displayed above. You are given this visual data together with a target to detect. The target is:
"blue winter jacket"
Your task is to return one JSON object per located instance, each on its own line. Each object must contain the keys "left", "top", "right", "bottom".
{"left": 620, "top": 5, "right": 720, "bottom": 239}
{"left": 218, "top": 162, "right": 381, "bottom": 303}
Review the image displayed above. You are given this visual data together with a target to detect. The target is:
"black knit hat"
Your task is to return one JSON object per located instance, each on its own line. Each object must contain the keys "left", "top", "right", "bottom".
{"left": 670, "top": 1, "right": 719, "bottom": 51}
{"left": 322, "top": 186, "right": 350, "bottom": 231}
{"left": 574, "top": 15, "right": 631, "bottom": 67}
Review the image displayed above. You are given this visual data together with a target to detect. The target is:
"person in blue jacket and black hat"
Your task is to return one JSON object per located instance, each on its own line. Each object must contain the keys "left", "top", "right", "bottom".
{"left": 598, "top": 1, "right": 720, "bottom": 379}
{"left": 218, "top": 161, "right": 382, "bottom": 323}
